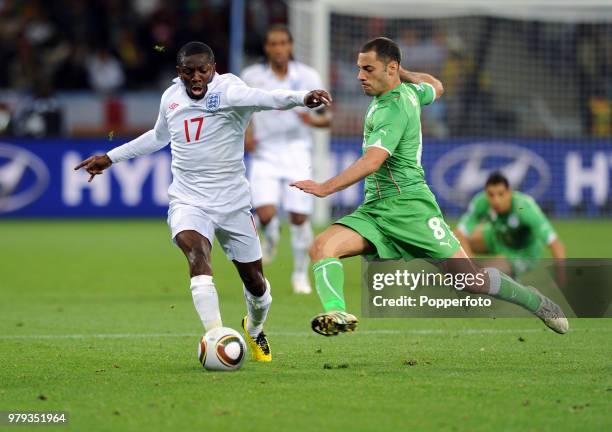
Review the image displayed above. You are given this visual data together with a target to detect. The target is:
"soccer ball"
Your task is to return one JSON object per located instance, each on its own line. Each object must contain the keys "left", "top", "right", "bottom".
{"left": 198, "top": 327, "right": 246, "bottom": 371}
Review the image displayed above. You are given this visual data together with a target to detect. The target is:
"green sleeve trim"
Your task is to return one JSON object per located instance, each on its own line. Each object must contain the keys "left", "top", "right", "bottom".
{"left": 421, "top": 82, "right": 436, "bottom": 105}
{"left": 407, "top": 82, "right": 435, "bottom": 106}
{"left": 365, "top": 139, "right": 392, "bottom": 156}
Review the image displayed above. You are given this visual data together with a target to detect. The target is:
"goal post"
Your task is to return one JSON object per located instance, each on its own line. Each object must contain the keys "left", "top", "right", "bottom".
{"left": 289, "top": 0, "right": 331, "bottom": 225}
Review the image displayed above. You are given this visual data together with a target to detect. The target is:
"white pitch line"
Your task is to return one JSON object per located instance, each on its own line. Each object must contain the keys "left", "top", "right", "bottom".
{"left": 0, "top": 327, "right": 610, "bottom": 340}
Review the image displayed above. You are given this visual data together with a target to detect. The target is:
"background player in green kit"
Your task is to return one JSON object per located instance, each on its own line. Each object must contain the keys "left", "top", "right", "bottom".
{"left": 292, "top": 37, "right": 569, "bottom": 336}
{"left": 455, "top": 171, "right": 566, "bottom": 277}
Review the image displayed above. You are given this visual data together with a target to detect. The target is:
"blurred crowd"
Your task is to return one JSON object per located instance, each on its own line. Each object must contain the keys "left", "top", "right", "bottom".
{"left": 0, "top": 0, "right": 286, "bottom": 136}
{"left": 0, "top": 1, "right": 610, "bottom": 139}
{"left": 0, "top": 0, "right": 286, "bottom": 93}
{"left": 330, "top": 17, "right": 612, "bottom": 138}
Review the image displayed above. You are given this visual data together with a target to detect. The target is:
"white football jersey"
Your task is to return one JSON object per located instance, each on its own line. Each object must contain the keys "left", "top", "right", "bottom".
{"left": 241, "top": 61, "right": 324, "bottom": 155}
{"left": 107, "top": 73, "right": 308, "bottom": 212}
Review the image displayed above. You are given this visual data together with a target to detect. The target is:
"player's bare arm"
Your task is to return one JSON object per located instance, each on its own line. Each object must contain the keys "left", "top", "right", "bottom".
{"left": 291, "top": 147, "right": 388, "bottom": 197}
{"left": 297, "top": 109, "right": 332, "bottom": 128}
{"left": 399, "top": 67, "right": 444, "bottom": 99}
{"left": 550, "top": 237, "right": 567, "bottom": 286}
{"left": 549, "top": 237, "right": 566, "bottom": 259}
{"left": 74, "top": 154, "right": 113, "bottom": 183}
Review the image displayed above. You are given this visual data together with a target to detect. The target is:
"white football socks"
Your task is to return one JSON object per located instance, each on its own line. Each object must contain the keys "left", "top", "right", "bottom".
{"left": 190, "top": 275, "right": 222, "bottom": 331}
{"left": 484, "top": 267, "right": 501, "bottom": 295}
{"left": 290, "top": 221, "right": 313, "bottom": 278}
{"left": 243, "top": 279, "right": 272, "bottom": 338}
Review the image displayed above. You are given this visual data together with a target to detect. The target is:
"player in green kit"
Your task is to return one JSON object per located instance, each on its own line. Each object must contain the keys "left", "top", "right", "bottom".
{"left": 455, "top": 171, "right": 566, "bottom": 277}
{"left": 292, "top": 37, "right": 568, "bottom": 336}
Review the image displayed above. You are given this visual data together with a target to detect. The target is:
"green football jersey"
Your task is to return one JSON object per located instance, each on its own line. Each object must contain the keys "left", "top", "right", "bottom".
{"left": 457, "top": 191, "right": 557, "bottom": 252}
{"left": 362, "top": 81, "right": 436, "bottom": 203}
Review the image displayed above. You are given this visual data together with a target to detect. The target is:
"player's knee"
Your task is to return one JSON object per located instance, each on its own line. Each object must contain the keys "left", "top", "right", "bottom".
{"left": 289, "top": 213, "right": 308, "bottom": 225}
{"left": 256, "top": 206, "right": 276, "bottom": 226}
{"left": 185, "top": 244, "right": 212, "bottom": 275}
{"left": 309, "top": 235, "right": 323, "bottom": 261}
{"left": 258, "top": 214, "right": 273, "bottom": 226}
{"left": 309, "top": 235, "right": 336, "bottom": 262}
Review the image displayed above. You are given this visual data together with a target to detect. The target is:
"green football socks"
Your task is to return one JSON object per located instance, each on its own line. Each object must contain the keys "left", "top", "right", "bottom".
{"left": 313, "top": 258, "right": 346, "bottom": 312}
{"left": 486, "top": 267, "right": 542, "bottom": 312}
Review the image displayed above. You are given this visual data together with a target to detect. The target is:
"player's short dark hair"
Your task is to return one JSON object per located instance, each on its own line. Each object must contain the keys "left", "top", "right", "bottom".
{"left": 176, "top": 41, "right": 215, "bottom": 65}
{"left": 485, "top": 171, "right": 510, "bottom": 189}
{"left": 266, "top": 24, "right": 293, "bottom": 43}
{"left": 360, "top": 37, "right": 401, "bottom": 65}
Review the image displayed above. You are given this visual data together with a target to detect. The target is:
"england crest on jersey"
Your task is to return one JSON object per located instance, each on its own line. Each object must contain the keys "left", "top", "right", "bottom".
{"left": 206, "top": 92, "right": 221, "bottom": 111}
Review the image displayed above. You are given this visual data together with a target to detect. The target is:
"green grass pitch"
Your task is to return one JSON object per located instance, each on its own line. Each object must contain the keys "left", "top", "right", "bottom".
{"left": 1, "top": 219, "right": 611, "bottom": 431}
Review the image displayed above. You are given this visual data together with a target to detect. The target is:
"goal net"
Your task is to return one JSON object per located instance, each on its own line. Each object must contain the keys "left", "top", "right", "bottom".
{"left": 289, "top": 0, "right": 612, "bottom": 221}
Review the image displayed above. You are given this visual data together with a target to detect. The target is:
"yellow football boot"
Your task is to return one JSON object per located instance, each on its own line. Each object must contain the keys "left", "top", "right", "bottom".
{"left": 241, "top": 316, "right": 272, "bottom": 362}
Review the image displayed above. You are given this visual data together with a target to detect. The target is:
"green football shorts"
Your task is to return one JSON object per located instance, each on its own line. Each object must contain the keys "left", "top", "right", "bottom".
{"left": 481, "top": 223, "right": 539, "bottom": 276}
{"left": 336, "top": 187, "right": 460, "bottom": 260}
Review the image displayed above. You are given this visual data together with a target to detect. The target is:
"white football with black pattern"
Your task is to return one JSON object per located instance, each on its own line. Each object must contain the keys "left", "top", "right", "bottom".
{"left": 198, "top": 327, "right": 246, "bottom": 371}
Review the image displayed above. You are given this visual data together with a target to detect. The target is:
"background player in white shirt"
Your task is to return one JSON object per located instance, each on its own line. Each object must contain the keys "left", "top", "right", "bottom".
{"left": 241, "top": 25, "right": 331, "bottom": 294}
{"left": 75, "top": 42, "right": 331, "bottom": 362}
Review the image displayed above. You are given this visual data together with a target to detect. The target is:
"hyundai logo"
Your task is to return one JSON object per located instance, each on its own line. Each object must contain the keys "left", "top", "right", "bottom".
{"left": 431, "top": 143, "right": 551, "bottom": 206}
{"left": 0, "top": 143, "right": 50, "bottom": 213}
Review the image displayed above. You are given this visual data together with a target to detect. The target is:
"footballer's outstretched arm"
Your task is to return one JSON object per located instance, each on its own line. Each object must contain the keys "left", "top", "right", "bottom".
{"left": 227, "top": 84, "right": 332, "bottom": 111}
{"left": 75, "top": 109, "right": 171, "bottom": 182}
{"left": 399, "top": 67, "right": 444, "bottom": 100}
{"left": 74, "top": 129, "right": 170, "bottom": 182}
{"left": 291, "top": 147, "right": 388, "bottom": 198}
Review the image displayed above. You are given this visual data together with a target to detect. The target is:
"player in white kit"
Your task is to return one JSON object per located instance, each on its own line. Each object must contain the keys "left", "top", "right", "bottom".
{"left": 241, "top": 25, "right": 331, "bottom": 294}
{"left": 75, "top": 42, "right": 331, "bottom": 363}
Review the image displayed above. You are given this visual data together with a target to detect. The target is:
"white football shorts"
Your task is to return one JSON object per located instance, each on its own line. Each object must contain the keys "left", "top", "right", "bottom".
{"left": 249, "top": 147, "right": 313, "bottom": 215}
{"left": 167, "top": 202, "right": 262, "bottom": 263}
